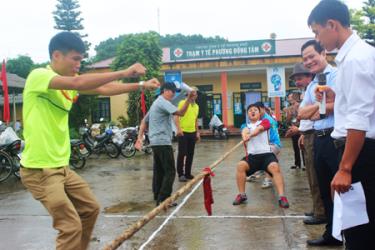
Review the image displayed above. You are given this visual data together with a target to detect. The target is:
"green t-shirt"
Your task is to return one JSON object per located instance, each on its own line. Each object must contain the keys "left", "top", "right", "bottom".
{"left": 20, "top": 66, "right": 77, "bottom": 168}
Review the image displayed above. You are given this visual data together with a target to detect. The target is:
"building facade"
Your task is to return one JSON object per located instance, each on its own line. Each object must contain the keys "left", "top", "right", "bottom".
{"left": 89, "top": 37, "right": 335, "bottom": 128}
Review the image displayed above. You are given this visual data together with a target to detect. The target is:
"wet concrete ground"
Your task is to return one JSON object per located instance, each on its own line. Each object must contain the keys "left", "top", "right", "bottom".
{"left": 0, "top": 138, "right": 344, "bottom": 250}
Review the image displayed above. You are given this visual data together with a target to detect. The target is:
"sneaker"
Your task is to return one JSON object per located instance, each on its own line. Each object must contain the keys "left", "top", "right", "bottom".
{"left": 261, "top": 178, "right": 273, "bottom": 189}
{"left": 185, "top": 175, "right": 194, "bottom": 180}
{"left": 179, "top": 176, "right": 187, "bottom": 182}
{"left": 246, "top": 175, "right": 257, "bottom": 182}
{"left": 232, "top": 193, "right": 247, "bottom": 205}
{"left": 278, "top": 196, "right": 290, "bottom": 208}
{"left": 290, "top": 165, "right": 298, "bottom": 169}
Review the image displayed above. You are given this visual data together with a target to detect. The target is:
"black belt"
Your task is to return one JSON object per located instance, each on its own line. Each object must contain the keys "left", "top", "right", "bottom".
{"left": 334, "top": 137, "right": 375, "bottom": 149}
{"left": 314, "top": 127, "right": 333, "bottom": 137}
{"left": 301, "top": 129, "right": 315, "bottom": 135}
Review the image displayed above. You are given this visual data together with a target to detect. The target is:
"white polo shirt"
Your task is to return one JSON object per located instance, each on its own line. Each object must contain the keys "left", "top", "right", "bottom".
{"left": 246, "top": 119, "right": 272, "bottom": 155}
{"left": 331, "top": 33, "right": 375, "bottom": 139}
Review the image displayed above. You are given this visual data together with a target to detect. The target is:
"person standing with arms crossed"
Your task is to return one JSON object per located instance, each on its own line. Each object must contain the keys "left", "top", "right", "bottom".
{"left": 309, "top": 1, "right": 375, "bottom": 249}
{"left": 174, "top": 87, "right": 200, "bottom": 182}
{"left": 20, "top": 32, "right": 160, "bottom": 250}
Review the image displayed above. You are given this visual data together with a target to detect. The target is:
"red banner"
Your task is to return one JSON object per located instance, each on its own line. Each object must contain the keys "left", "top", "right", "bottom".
{"left": 140, "top": 90, "right": 146, "bottom": 117}
{"left": 0, "top": 60, "right": 10, "bottom": 123}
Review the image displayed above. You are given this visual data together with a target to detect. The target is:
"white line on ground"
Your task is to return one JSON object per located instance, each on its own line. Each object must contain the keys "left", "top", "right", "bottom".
{"left": 138, "top": 179, "right": 204, "bottom": 250}
{"left": 103, "top": 215, "right": 307, "bottom": 219}
{"left": 0, "top": 214, "right": 307, "bottom": 219}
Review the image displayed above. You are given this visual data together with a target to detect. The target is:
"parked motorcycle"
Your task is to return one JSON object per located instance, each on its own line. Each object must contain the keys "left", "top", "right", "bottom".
{"left": 69, "top": 139, "right": 89, "bottom": 169}
{"left": 82, "top": 126, "right": 120, "bottom": 158}
{"left": 120, "top": 127, "right": 152, "bottom": 158}
{"left": 0, "top": 140, "right": 22, "bottom": 182}
{"left": 212, "top": 125, "right": 229, "bottom": 139}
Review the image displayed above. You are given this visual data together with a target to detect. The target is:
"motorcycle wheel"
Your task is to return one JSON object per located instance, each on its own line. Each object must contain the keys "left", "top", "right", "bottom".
{"left": 105, "top": 142, "right": 120, "bottom": 158}
{"left": 13, "top": 154, "right": 21, "bottom": 179}
{"left": 0, "top": 151, "right": 14, "bottom": 183}
{"left": 70, "top": 149, "right": 86, "bottom": 169}
{"left": 120, "top": 141, "right": 136, "bottom": 158}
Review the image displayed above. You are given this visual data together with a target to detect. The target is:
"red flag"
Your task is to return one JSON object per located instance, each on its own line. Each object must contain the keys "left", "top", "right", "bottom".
{"left": 202, "top": 167, "right": 215, "bottom": 216}
{"left": 0, "top": 60, "right": 10, "bottom": 123}
{"left": 140, "top": 90, "right": 146, "bottom": 117}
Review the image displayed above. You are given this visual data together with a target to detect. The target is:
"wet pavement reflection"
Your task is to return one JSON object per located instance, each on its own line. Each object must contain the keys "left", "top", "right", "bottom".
{"left": 0, "top": 138, "right": 343, "bottom": 250}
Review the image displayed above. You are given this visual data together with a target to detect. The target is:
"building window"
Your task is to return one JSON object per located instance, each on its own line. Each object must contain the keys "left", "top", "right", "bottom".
{"left": 92, "top": 98, "right": 111, "bottom": 123}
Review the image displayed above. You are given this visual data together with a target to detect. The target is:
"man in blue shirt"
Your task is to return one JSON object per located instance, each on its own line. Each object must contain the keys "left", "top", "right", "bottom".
{"left": 298, "top": 40, "right": 341, "bottom": 247}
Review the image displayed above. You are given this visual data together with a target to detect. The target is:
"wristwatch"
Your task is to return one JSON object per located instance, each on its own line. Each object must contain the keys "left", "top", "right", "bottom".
{"left": 139, "top": 81, "right": 145, "bottom": 90}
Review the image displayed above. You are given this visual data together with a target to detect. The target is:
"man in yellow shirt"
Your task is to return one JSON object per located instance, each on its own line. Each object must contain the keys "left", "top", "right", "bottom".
{"left": 174, "top": 88, "right": 200, "bottom": 182}
{"left": 20, "top": 32, "right": 159, "bottom": 250}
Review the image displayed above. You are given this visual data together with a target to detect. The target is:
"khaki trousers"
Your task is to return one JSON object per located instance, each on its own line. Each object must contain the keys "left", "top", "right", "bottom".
{"left": 21, "top": 166, "right": 100, "bottom": 250}
{"left": 303, "top": 133, "right": 325, "bottom": 218}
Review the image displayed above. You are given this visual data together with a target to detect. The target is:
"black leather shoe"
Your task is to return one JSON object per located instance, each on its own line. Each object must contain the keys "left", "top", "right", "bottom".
{"left": 303, "top": 216, "right": 327, "bottom": 225}
{"left": 307, "top": 236, "right": 342, "bottom": 246}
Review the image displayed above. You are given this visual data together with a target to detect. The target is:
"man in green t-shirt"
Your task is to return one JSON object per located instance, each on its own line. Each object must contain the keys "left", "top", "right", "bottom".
{"left": 20, "top": 32, "right": 159, "bottom": 250}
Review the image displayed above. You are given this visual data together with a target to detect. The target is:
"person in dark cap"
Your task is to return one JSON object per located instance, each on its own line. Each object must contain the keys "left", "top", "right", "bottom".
{"left": 289, "top": 63, "right": 327, "bottom": 226}
{"left": 136, "top": 82, "right": 196, "bottom": 206}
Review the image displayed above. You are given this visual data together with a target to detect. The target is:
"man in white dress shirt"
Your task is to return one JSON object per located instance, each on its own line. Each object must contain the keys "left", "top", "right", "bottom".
{"left": 309, "top": 1, "right": 375, "bottom": 249}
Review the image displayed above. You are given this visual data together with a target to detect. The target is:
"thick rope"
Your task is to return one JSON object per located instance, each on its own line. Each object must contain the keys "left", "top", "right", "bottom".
{"left": 103, "top": 140, "right": 244, "bottom": 250}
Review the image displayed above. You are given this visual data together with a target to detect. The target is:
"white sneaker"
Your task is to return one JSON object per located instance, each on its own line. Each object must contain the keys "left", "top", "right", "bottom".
{"left": 261, "top": 178, "right": 273, "bottom": 189}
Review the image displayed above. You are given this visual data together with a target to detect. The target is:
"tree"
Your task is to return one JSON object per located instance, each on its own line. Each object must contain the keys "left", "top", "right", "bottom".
{"left": 6, "top": 55, "right": 34, "bottom": 78}
{"left": 53, "top": 0, "right": 96, "bottom": 131}
{"left": 93, "top": 35, "right": 126, "bottom": 63}
{"left": 92, "top": 33, "right": 227, "bottom": 63}
{"left": 160, "top": 33, "right": 227, "bottom": 47}
{"left": 111, "top": 31, "right": 162, "bottom": 126}
{"left": 52, "top": 0, "right": 91, "bottom": 55}
{"left": 351, "top": 0, "right": 375, "bottom": 46}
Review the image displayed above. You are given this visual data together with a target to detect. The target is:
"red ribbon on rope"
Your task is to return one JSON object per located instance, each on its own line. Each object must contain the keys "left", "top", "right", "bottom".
{"left": 202, "top": 167, "right": 215, "bottom": 216}
{"left": 140, "top": 90, "right": 146, "bottom": 117}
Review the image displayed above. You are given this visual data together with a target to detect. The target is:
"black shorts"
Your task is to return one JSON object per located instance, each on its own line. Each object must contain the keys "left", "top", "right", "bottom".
{"left": 241, "top": 152, "right": 278, "bottom": 177}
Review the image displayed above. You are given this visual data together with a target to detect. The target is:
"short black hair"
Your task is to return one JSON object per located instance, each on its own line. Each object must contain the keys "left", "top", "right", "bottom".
{"left": 48, "top": 32, "right": 86, "bottom": 59}
{"left": 301, "top": 39, "right": 324, "bottom": 54}
{"left": 160, "top": 82, "right": 177, "bottom": 93}
{"left": 308, "top": 0, "right": 350, "bottom": 28}
{"left": 254, "top": 101, "right": 265, "bottom": 109}
{"left": 247, "top": 104, "right": 260, "bottom": 112}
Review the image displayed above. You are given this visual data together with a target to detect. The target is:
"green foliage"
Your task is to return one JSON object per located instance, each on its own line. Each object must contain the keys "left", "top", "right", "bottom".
{"left": 52, "top": 0, "right": 91, "bottom": 56}
{"left": 69, "top": 95, "right": 97, "bottom": 131}
{"left": 33, "top": 61, "right": 50, "bottom": 69}
{"left": 92, "top": 33, "right": 227, "bottom": 63}
{"left": 111, "top": 31, "right": 162, "bottom": 126}
{"left": 351, "top": 0, "right": 375, "bottom": 46}
{"left": 69, "top": 127, "right": 80, "bottom": 139}
{"left": 6, "top": 55, "right": 34, "bottom": 78}
{"left": 160, "top": 33, "right": 227, "bottom": 47}
{"left": 117, "top": 115, "right": 129, "bottom": 128}
{"left": 93, "top": 35, "right": 126, "bottom": 63}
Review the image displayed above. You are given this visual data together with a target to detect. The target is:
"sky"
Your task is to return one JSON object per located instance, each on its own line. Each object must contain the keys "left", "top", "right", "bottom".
{"left": 0, "top": 0, "right": 364, "bottom": 63}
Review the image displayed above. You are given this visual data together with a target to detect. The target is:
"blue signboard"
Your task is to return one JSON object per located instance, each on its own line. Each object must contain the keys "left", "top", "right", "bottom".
{"left": 164, "top": 71, "right": 182, "bottom": 83}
